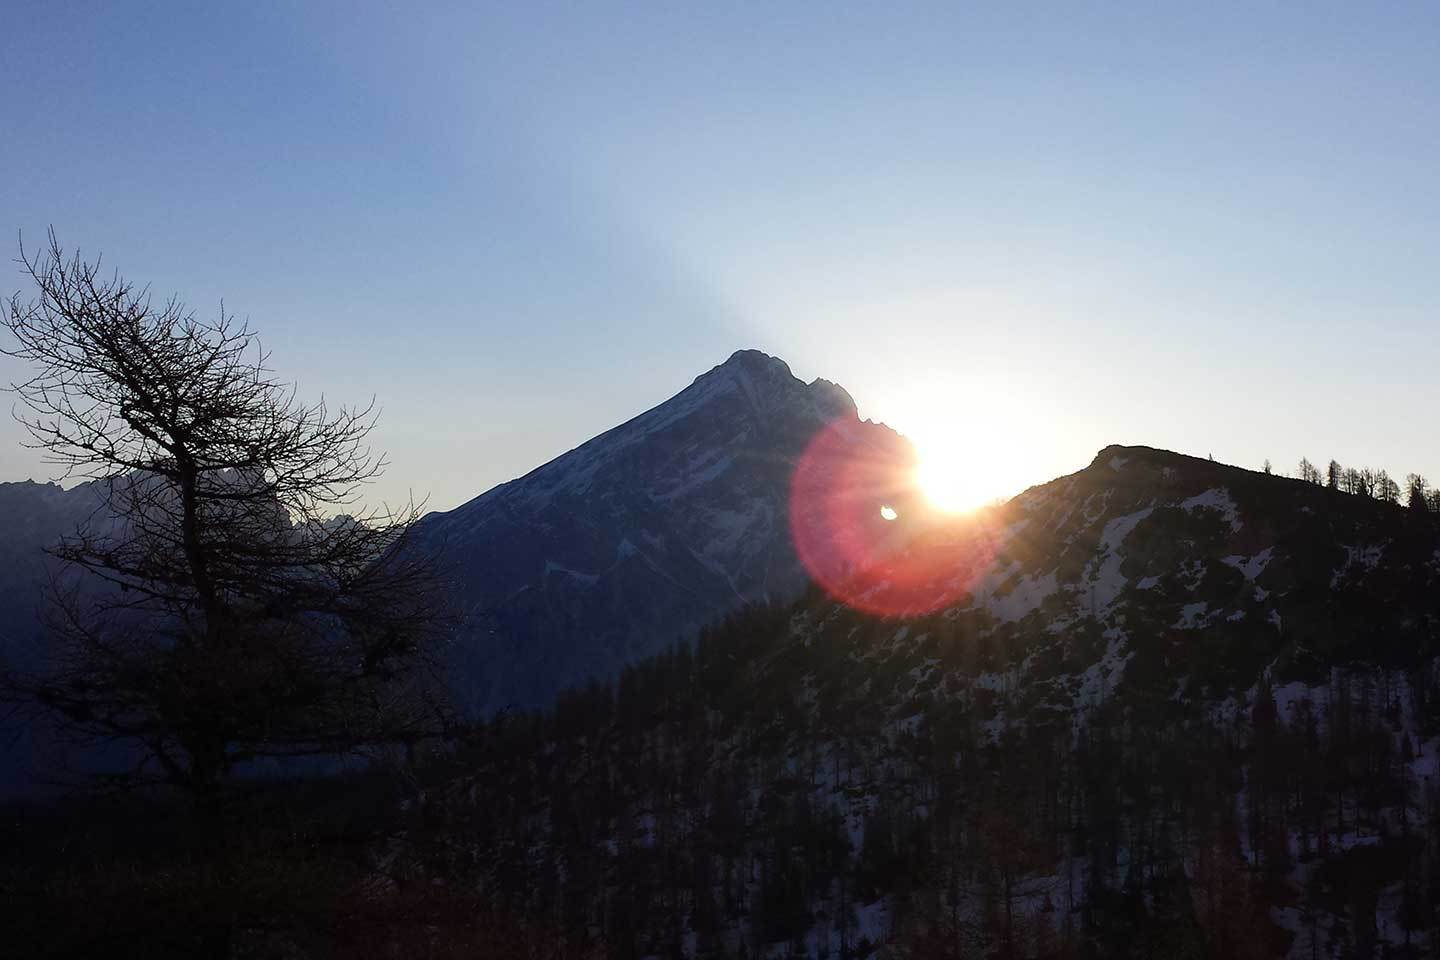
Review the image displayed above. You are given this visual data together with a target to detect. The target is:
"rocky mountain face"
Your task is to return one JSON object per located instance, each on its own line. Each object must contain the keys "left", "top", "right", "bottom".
{"left": 903, "top": 442, "right": 1440, "bottom": 715}
{"left": 412, "top": 349, "right": 909, "bottom": 714}
{"left": 402, "top": 445, "right": 1440, "bottom": 959}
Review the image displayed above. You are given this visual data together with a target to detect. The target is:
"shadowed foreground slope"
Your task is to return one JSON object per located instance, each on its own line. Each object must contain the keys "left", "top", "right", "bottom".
{"left": 402, "top": 445, "right": 1440, "bottom": 959}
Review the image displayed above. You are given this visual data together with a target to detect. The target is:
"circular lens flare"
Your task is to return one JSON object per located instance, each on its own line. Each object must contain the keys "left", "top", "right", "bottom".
{"left": 789, "top": 420, "right": 1000, "bottom": 617}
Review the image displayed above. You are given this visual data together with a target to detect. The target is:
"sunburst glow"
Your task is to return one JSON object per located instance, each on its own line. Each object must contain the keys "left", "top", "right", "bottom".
{"left": 915, "top": 444, "right": 996, "bottom": 514}
{"left": 879, "top": 504, "right": 898, "bottom": 521}
{"left": 891, "top": 385, "right": 1047, "bottom": 514}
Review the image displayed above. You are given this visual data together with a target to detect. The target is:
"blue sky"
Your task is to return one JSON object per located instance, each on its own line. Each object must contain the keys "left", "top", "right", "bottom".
{"left": 3, "top": 2, "right": 1438, "bottom": 510}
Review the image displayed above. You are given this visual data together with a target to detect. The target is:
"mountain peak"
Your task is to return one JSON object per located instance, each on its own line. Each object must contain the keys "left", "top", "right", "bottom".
{"left": 1087, "top": 444, "right": 1232, "bottom": 475}
{"left": 412, "top": 349, "right": 894, "bottom": 713}
{"left": 720, "top": 348, "right": 792, "bottom": 373}
{"left": 805, "top": 377, "right": 857, "bottom": 421}
{"left": 696, "top": 349, "right": 857, "bottom": 423}
{"left": 693, "top": 349, "right": 796, "bottom": 399}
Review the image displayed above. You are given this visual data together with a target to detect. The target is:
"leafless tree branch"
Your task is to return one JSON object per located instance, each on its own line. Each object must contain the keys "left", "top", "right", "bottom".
{"left": 1, "top": 232, "right": 456, "bottom": 808}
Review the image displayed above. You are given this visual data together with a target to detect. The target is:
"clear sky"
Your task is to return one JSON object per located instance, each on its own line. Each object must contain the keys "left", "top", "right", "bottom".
{"left": 3, "top": 2, "right": 1438, "bottom": 511}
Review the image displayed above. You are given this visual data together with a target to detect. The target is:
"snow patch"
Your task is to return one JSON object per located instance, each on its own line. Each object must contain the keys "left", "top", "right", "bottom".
{"left": 1075, "top": 628, "right": 1132, "bottom": 709}
{"left": 1175, "top": 601, "right": 1210, "bottom": 629}
{"left": 651, "top": 449, "right": 735, "bottom": 501}
{"left": 1083, "top": 506, "right": 1154, "bottom": 611}
{"left": 987, "top": 571, "right": 1060, "bottom": 623}
{"left": 1180, "top": 487, "right": 1243, "bottom": 532}
{"left": 543, "top": 561, "right": 599, "bottom": 585}
{"left": 1222, "top": 547, "right": 1273, "bottom": 581}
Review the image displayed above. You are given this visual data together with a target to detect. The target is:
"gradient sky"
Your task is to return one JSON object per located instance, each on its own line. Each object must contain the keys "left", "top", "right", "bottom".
{"left": 3, "top": 2, "right": 1438, "bottom": 511}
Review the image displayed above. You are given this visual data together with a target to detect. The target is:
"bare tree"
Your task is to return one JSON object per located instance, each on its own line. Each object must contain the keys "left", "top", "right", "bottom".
{"left": 1, "top": 233, "right": 453, "bottom": 808}
{"left": 1406, "top": 474, "right": 1429, "bottom": 513}
{"left": 1298, "top": 458, "right": 1321, "bottom": 485}
{"left": 1376, "top": 470, "right": 1401, "bottom": 504}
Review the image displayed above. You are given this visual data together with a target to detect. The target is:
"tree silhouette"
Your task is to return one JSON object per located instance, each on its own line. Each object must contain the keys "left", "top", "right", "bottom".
{"left": 1377, "top": 470, "right": 1401, "bottom": 504}
{"left": 1, "top": 233, "right": 452, "bottom": 808}
{"left": 1406, "top": 474, "right": 1429, "bottom": 513}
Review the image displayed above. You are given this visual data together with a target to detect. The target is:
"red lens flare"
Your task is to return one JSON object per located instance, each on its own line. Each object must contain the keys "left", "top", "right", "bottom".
{"left": 789, "top": 420, "right": 1000, "bottom": 617}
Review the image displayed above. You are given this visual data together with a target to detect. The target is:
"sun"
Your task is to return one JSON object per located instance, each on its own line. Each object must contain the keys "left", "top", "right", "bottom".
{"left": 912, "top": 436, "right": 1013, "bottom": 514}
{"left": 882, "top": 381, "right": 1041, "bottom": 514}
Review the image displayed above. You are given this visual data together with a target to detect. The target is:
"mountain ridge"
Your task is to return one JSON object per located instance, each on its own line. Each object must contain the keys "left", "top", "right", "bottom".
{"left": 435, "top": 350, "right": 861, "bottom": 523}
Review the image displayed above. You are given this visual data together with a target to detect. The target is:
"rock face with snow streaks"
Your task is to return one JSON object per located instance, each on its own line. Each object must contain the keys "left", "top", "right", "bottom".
{"left": 412, "top": 349, "right": 906, "bottom": 713}
{"left": 920, "top": 443, "right": 1440, "bottom": 722}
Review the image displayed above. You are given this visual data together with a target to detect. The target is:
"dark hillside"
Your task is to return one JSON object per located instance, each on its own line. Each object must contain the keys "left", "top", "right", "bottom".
{"left": 391, "top": 445, "right": 1440, "bottom": 959}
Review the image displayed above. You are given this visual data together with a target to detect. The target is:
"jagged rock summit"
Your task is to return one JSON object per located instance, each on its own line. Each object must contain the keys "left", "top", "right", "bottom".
{"left": 413, "top": 349, "right": 904, "bottom": 714}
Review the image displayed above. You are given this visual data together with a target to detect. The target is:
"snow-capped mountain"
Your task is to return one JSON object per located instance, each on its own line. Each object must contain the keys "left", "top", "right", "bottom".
{"left": 412, "top": 349, "right": 910, "bottom": 714}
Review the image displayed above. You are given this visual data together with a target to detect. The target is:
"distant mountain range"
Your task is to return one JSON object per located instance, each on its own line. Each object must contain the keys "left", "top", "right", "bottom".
{"left": 0, "top": 478, "right": 109, "bottom": 791}
{"left": 0, "top": 478, "right": 105, "bottom": 659}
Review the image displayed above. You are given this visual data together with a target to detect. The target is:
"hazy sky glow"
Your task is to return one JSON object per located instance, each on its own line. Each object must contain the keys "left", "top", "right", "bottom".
{"left": 3, "top": 3, "right": 1439, "bottom": 510}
